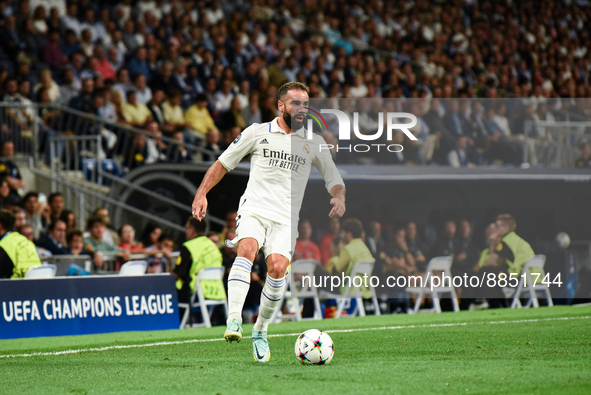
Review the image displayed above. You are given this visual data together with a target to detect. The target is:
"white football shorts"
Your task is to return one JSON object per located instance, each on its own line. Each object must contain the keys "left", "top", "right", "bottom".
{"left": 225, "top": 211, "right": 298, "bottom": 261}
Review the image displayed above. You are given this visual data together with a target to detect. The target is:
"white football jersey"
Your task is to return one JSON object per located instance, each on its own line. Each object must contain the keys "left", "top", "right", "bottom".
{"left": 218, "top": 118, "right": 344, "bottom": 225}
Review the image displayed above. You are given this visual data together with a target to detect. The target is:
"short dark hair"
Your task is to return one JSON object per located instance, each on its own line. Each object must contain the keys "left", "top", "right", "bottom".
{"left": 48, "top": 192, "right": 62, "bottom": 204}
{"left": 158, "top": 233, "right": 173, "bottom": 243}
{"left": 341, "top": 218, "right": 363, "bottom": 239}
{"left": 0, "top": 209, "right": 16, "bottom": 232}
{"left": 186, "top": 217, "right": 207, "bottom": 235}
{"left": 277, "top": 81, "right": 309, "bottom": 102}
{"left": 66, "top": 228, "right": 83, "bottom": 245}
{"left": 86, "top": 215, "right": 105, "bottom": 230}
{"left": 48, "top": 219, "right": 66, "bottom": 232}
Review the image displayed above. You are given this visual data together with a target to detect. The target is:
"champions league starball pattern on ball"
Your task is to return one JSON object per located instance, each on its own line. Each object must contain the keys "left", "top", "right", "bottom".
{"left": 294, "top": 329, "right": 334, "bottom": 365}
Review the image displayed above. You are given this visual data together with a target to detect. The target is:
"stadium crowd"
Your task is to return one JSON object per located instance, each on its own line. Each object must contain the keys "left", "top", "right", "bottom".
{"left": 0, "top": 0, "right": 590, "bottom": 168}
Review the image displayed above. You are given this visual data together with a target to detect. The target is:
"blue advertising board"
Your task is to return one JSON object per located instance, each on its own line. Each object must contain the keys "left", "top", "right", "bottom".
{"left": 0, "top": 274, "right": 179, "bottom": 339}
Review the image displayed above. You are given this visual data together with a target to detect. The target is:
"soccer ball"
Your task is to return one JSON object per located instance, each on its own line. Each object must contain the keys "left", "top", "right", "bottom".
{"left": 294, "top": 329, "right": 334, "bottom": 365}
{"left": 556, "top": 232, "right": 571, "bottom": 249}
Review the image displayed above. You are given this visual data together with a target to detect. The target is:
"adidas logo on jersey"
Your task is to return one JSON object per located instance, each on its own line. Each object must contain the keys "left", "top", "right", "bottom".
{"left": 259, "top": 138, "right": 269, "bottom": 144}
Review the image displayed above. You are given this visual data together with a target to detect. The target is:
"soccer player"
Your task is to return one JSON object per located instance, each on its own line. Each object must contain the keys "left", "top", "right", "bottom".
{"left": 191, "top": 82, "right": 345, "bottom": 363}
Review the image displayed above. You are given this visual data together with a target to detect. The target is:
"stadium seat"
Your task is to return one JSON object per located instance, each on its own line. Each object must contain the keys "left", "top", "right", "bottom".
{"left": 24, "top": 264, "right": 57, "bottom": 279}
{"left": 283, "top": 260, "right": 323, "bottom": 321}
{"left": 506, "top": 255, "right": 553, "bottom": 308}
{"left": 319, "top": 261, "right": 380, "bottom": 319}
{"left": 406, "top": 256, "right": 460, "bottom": 313}
{"left": 178, "top": 267, "right": 228, "bottom": 329}
{"left": 119, "top": 260, "right": 148, "bottom": 276}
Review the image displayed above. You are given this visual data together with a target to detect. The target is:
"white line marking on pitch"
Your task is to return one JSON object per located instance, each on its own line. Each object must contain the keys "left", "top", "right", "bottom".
{"left": 0, "top": 315, "right": 588, "bottom": 359}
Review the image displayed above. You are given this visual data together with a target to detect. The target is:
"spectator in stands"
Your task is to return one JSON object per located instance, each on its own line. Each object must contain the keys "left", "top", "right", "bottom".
{"left": 405, "top": 221, "right": 428, "bottom": 270}
{"left": 89, "top": 207, "right": 120, "bottom": 246}
{"left": 60, "top": 29, "right": 82, "bottom": 58}
{"left": 66, "top": 228, "right": 95, "bottom": 261}
{"left": 83, "top": 216, "right": 130, "bottom": 267}
{"left": 117, "top": 224, "right": 143, "bottom": 253}
{"left": 21, "top": 192, "right": 44, "bottom": 239}
{"left": 0, "top": 16, "right": 22, "bottom": 60}
{"left": 162, "top": 89, "right": 192, "bottom": 135}
{"left": 121, "top": 90, "right": 152, "bottom": 127}
{"left": 146, "top": 89, "right": 172, "bottom": 133}
{"left": 243, "top": 92, "right": 262, "bottom": 126}
{"left": 139, "top": 223, "right": 162, "bottom": 250}
{"left": 149, "top": 62, "right": 173, "bottom": 94}
{"left": 59, "top": 68, "right": 79, "bottom": 105}
{"left": 125, "top": 132, "right": 158, "bottom": 170}
{"left": 452, "top": 219, "right": 481, "bottom": 277}
{"left": 575, "top": 143, "right": 591, "bottom": 168}
{"left": 133, "top": 73, "right": 152, "bottom": 105}
{"left": 430, "top": 218, "right": 460, "bottom": 259}
{"left": 217, "top": 96, "right": 247, "bottom": 132}
{"left": 365, "top": 220, "right": 385, "bottom": 260}
{"left": 1, "top": 193, "right": 21, "bottom": 213}
{"left": 320, "top": 217, "right": 340, "bottom": 266}
{"left": 145, "top": 233, "right": 175, "bottom": 273}
{"left": 213, "top": 79, "right": 235, "bottom": 113}
{"left": 59, "top": 209, "right": 76, "bottom": 231}
{"left": 60, "top": 3, "right": 82, "bottom": 37}
{"left": 168, "top": 131, "right": 193, "bottom": 163}
{"left": 185, "top": 64, "right": 204, "bottom": 102}
{"left": 202, "top": 129, "right": 222, "bottom": 162}
{"left": 14, "top": 209, "right": 26, "bottom": 228}
{"left": 294, "top": 219, "right": 321, "bottom": 262}
{"left": 0, "top": 178, "right": 10, "bottom": 207}
{"left": 112, "top": 68, "right": 131, "bottom": 104}
{"left": 380, "top": 224, "right": 418, "bottom": 277}
{"left": 93, "top": 45, "right": 115, "bottom": 81}
{"left": 68, "top": 77, "right": 94, "bottom": 113}
{"left": 0, "top": 141, "right": 24, "bottom": 190}
{"left": 184, "top": 93, "right": 217, "bottom": 143}
{"left": 34, "top": 69, "right": 61, "bottom": 103}
{"left": 127, "top": 47, "right": 151, "bottom": 81}
{"left": 448, "top": 136, "right": 474, "bottom": 167}
{"left": 36, "top": 219, "right": 69, "bottom": 255}
{"left": 174, "top": 217, "right": 225, "bottom": 324}
{"left": 46, "top": 192, "right": 64, "bottom": 223}
{"left": 0, "top": 209, "right": 41, "bottom": 278}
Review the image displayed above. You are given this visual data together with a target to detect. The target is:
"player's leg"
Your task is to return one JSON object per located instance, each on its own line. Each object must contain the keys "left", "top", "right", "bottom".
{"left": 251, "top": 253, "right": 289, "bottom": 362}
{"left": 225, "top": 237, "right": 258, "bottom": 342}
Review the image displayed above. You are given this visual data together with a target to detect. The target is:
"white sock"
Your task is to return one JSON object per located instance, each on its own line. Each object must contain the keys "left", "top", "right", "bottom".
{"left": 253, "top": 275, "right": 286, "bottom": 332}
{"left": 227, "top": 257, "right": 252, "bottom": 324}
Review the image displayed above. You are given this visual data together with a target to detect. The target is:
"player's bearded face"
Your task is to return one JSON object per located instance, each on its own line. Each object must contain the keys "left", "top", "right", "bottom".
{"left": 283, "top": 100, "right": 307, "bottom": 130}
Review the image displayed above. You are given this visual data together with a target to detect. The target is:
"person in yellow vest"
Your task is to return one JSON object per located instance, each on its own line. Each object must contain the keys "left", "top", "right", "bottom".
{"left": 174, "top": 217, "right": 225, "bottom": 324}
{"left": 473, "top": 215, "right": 536, "bottom": 309}
{"left": 0, "top": 209, "right": 42, "bottom": 278}
{"left": 327, "top": 218, "right": 375, "bottom": 298}
{"left": 494, "top": 214, "right": 535, "bottom": 276}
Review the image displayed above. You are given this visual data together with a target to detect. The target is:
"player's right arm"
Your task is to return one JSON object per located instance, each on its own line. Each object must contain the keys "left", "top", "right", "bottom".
{"left": 192, "top": 161, "right": 228, "bottom": 220}
{"left": 192, "top": 125, "right": 257, "bottom": 221}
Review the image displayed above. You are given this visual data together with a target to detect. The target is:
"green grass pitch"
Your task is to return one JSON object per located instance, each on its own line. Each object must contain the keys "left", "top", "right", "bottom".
{"left": 1, "top": 306, "right": 590, "bottom": 394}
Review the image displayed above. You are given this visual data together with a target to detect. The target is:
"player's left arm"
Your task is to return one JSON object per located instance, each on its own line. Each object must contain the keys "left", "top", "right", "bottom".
{"left": 314, "top": 135, "right": 346, "bottom": 218}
